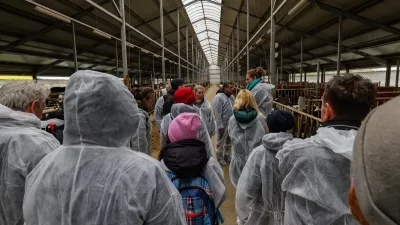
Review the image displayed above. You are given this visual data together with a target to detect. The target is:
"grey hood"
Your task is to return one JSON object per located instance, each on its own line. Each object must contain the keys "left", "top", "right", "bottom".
{"left": 63, "top": 70, "right": 140, "bottom": 147}
{"left": 310, "top": 127, "right": 357, "bottom": 160}
{"left": 0, "top": 104, "right": 40, "bottom": 129}
{"left": 170, "top": 103, "right": 199, "bottom": 118}
{"left": 255, "top": 82, "right": 275, "bottom": 91}
{"left": 262, "top": 132, "right": 293, "bottom": 151}
{"left": 235, "top": 115, "right": 260, "bottom": 130}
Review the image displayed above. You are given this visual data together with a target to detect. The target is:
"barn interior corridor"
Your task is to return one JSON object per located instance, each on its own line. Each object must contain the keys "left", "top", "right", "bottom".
{"left": 205, "top": 84, "right": 237, "bottom": 225}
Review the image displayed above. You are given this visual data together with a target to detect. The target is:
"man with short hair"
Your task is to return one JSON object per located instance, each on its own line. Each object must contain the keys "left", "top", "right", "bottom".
{"left": 212, "top": 82, "right": 235, "bottom": 166}
{"left": 154, "top": 79, "right": 184, "bottom": 130}
{"left": 0, "top": 81, "right": 60, "bottom": 225}
{"left": 277, "top": 74, "right": 377, "bottom": 225}
{"left": 193, "top": 85, "right": 215, "bottom": 137}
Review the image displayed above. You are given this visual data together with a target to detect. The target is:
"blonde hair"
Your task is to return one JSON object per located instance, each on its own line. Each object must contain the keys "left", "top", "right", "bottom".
{"left": 233, "top": 90, "right": 261, "bottom": 113}
{"left": 193, "top": 85, "right": 204, "bottom": 93}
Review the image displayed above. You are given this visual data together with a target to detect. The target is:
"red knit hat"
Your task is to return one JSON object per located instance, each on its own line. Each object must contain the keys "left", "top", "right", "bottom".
{"left": 174, "top": 87, "right": 197, "bottom": 105}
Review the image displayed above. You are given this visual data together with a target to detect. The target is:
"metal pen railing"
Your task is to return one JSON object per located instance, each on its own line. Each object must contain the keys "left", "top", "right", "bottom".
{"left": 234, "top": 85, "right": 322, "bottom": 138}
{"left": 273, "top": 101, "right": 322, "bottom": 139}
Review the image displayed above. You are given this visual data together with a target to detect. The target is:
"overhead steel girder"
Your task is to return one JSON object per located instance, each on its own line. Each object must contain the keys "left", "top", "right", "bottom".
{"left": 191, "top": 17, "right": 248, "bottom": 34}
{"left": 197, "top": 0, "right": 262, "bottom": 20}
{"left": 309, "top": 0, "right": 400, "bottom": 36}
{"left": 0, "top": 0, "right": 109, "bottom": 52}
{"left": 292, "top": 34, "right": 400, "bottom": 66}
{"left": 35, "top": 38, "right": 114, "bottom": 75}
{"left": 279, "top": 0, "right": 391, "bottom": 66}
{"left": 278, "top": 42, "right": 335, "bottom": 64}
{"left": 86, "top": 57, "right": 114, "bottom": 70}
{"left": 278, "top": 23, "right": 387, "bottom": 66}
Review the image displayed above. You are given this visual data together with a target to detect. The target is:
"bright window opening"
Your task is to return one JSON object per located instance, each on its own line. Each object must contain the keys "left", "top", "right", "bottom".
{"left": 182, "top": 0, "right": 222, "bottom": 65}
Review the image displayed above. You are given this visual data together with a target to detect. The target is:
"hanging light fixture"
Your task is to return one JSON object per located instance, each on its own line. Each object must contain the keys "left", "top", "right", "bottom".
{"left": 93, "top": 29, "right": 112, "bottom": 39}
{"left": 288, "top": 0, "right": 307, "bottom": 16}
{"left": 141, "top": 49, "right": 150, "bottom": 54}
{"left": 34, "top": 6, "right": 71, "bottom": 23}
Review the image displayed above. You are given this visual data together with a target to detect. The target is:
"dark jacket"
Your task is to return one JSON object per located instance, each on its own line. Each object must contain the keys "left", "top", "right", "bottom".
{"left": 162, "top": 90, "right": 176, "bottom": 116}
{"left": 159, "top": 139, "right": 209, "bottom": 177}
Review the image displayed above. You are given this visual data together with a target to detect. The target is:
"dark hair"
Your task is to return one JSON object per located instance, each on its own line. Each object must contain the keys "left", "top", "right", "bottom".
{"left": 247, "top": 67, "right": 265, "bottom": 79}
{"left": 323, "top": 74, "right": 377, "bottom": 122}
{"left": 222, "top": 82, "right": 233, "bottom": 90}
{"left": 133, "top": 87, "right": 155, "bottom": 101}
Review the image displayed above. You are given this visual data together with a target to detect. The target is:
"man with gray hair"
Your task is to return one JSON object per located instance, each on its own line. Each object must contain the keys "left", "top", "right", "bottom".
{"left": 0, "top": 81, "right": 60, "bottom": 225}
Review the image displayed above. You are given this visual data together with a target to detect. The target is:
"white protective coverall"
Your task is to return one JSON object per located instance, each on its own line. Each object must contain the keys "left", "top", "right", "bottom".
{"left": 23, "top": 70, "right": 186, "bottom": 225}
{"left": 276, "top": 125, "right": 360, "bottom": 225}
{"left": 160, "top": 103, "right": 216, "bottom": 158}
{"left": 194, "top": 99, "right": 216, "bottom": 137}
{"left": 0, "top": 104, "right": 59, "bottom": 225}
{"left": 128, "top": 107, "right": 152, "bottom": 155}
{"left": 228, "top": 115, "right": 266, "bottom": 187}
{"left": 236, "top": 132, "right": 293, "bottom": 225}
{"left": 251, "top": 82, "right": 275, "bottom": 118}
{"left": 212, "top": 91, "right": 235, "bottom": 160}
{"left": 154, "top": 96, "right": 165, "bottom": 130}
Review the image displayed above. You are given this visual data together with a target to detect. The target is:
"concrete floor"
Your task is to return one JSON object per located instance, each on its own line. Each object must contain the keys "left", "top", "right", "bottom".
{"left": 205, "top": 85, "right": 237, "bottom": 225}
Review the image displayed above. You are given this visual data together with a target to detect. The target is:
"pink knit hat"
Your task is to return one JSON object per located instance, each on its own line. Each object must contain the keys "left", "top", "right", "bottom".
{"left": 168, "top": 113, "right": 201, "bottom": 142}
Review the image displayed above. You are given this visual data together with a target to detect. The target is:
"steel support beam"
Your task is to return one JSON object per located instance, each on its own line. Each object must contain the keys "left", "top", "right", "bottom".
{"left": 160, "top": 0, "right": 166, "bottom": 84}
{"left": 138, "top": 49, "right": 141, "bottom": 85}
{"left": 192, "top": 36, "right": 194, "bottom": 82}
{"left": 396, "top": 61, "right": 400, "bottom": 88}
{"left": 300, "top": 36, "right": 303, "bottom": 83}
{"left": 186, "top": 27, "right": 189, "bottom": 82}
{"left": 337, "top": 15, "right": 342, "bottom": 76}
{"left": 279, "top": 23, "right": 388, "bottom": 66}
{"left": 232, "top": 38, "right": 234, "bottom": 83}
{"left": 152, "top": 56, "right": 155, "bottom": 89}
{"left": 279, "top": 42, "right": 335, "bottom": 64}
{"left": 120, "top": 0, "right": 128, "bottom": 76}
{"left": 0, "top": 0, "right": 108, "bottom": 52}
{"left": 72, "top": 22, "right": 78, "bottom": 72}
{"left": 270, "top": 0, "right": 276, "bottom": 85}
{"left": 280, "top": 45, "right": 283, "bottom": 83}
{"left": 309, "top": 0, "right": 400, "bottom": 36}
{"left": 385, "top": 62, "right": 391, "bottom": 87}
{"left": 35, "top": 39, "right": 110, "bottom": 75}
{"left": 116, "top": 40, "right": 119, "bottom": 77}
{"left": 237, "top": 17, "right": 240, "bottom": 84}
{"left": 177, "top": 10, "right": 181, "bottom": 78}
{"left": 317, "top": 60, "right": 320, "bottom": 91}
{"left": 246, "top": 0, "right": 250, "bottom": 72}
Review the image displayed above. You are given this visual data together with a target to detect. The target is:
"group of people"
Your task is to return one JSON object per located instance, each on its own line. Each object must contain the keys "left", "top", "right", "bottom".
{"left": 0, "top": 68, "right": 398, "bottom": 225}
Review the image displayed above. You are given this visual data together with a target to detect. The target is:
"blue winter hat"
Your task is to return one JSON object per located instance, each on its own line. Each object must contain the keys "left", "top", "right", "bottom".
{"left": 267, "top": 110, "right": 294, "bottom": 133}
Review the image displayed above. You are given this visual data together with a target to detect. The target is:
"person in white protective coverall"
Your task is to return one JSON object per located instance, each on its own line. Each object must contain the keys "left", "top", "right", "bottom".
{"left": 23, "top": 70, "right": 186, "bottom": 225}
{"left": 159, "top": 113, "right": 226, "bottom": 213}
{"left": 193, "top": 85, "right": 216, "bottom": 137}
{"left": 128, "top": 87, "right": 155, "bottom": 155}
{"left": 277, "top": 74, "right": 377, "bottom": 225}
{"left": 228, "top": 89, "right": 266, "bottom": 187}
{"left": 236, "top": 110, "right": 294, "bottom": 225}
{"left": 154, "top": 79, "right": 185, "bottom": 130}
{"left": 246, "top": 67, "right": 275, "bottom": 118}
{"left": 0, "top": 81, "right": 60, "bottom": 225}
{"left": 212, "top": 82, "right": 235, "bottom": 166}
{"left": 160, "top": 87, "right": 216, "bottom": 159}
